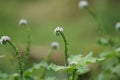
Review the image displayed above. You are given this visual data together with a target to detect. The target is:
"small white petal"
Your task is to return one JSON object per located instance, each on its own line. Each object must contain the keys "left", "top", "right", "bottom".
{"left": 0, "top": 36, "right": 10, "bottom": 44}
{"left": 54, "top": 27, "right": 64, "bottom": 36}
{"left": 1, "top": 36, "right": 10, "bottom": 41}
{"left": 115, "top": 47, "right": 120, "bottom": 53}
{"left": 78, "top": 0, "right": 88, "bottom": 9}
{"left": 51, "top": 42, "right": 59, "bottom": 49}
{"left": 115, "top": 22, "right": 120, "bottom": 31}
{"left": 19, "top": 19, "right": 27, "bottom": 26}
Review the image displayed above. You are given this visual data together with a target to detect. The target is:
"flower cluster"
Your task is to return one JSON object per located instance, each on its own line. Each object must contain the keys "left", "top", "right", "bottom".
{"left": 115, "top": 22, "right": 120, "bottom": 31}
{"left": 51, "top": 42, "right": 59, "bottom": 49}
{"left": 0, "top": 36, "right": 10, "bottom": 44}
{"left": 78, "top": 0, "right": 88, "bottom": 9}
{"left": 54, "top": 27, "right": 64, "bottom": 36}
{"left": 19, "top": 19, "right": 27, "bottom": 26}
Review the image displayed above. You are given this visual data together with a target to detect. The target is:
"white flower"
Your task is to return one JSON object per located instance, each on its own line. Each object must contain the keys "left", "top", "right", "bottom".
{"left": 115, "top": 22, "right": 120, "bottom": 31}
{"left": 78, "top": 0, "right": 88, "bottom": 9}
{"left": 19, "top": 19, "right": 27, "bottom": 26}
{"left": 115, "top": 47, "right": 120, "bottom": 53}
{"left": 51, "top": 42, "right": 59, "bottom": 49}
{"left": 0, "top": 36, "right": 10, "bottom": 44}
{"left": 54, "top": 27, "right": 64, "bottom": 36}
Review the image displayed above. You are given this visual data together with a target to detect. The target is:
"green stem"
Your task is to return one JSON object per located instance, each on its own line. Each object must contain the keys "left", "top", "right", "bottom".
{"left": 60, "top": 32, "right": 68, "bottom": 66}
{"left": 85, "top": 7, "right": 97, "bottom": 20}
{"left": 60, "top": 32, "right": 69, "bottom": 80}
{"left": 45, "top": 48, "right": 53, "bottom": 63}
{"left": 40, "top": 49, "right": 53, "bottom": 79}
{"left": 72, "top": 69, "right": 77, "bottom": 80}
{"left": 85, "top": 7, "right": 107, "bottom": 36}
{"left": 39, "top": 67, "right": 46, "bottom": 79}
{"left": 24, "top": 26, "right": 31, "bottom": 68}
{"left": 8, "top": 41, "right": 24, "bottom": 80}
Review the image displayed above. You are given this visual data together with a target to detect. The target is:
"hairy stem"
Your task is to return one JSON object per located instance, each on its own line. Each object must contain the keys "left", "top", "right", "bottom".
{"left": 40, "top": 49, "right": 53, "bottom": 79}
{"left": 8, "top": 41, "right": 24, "bottom": 80}
{"left": 85, "top": 7, "right": 107, "bottom": 35}
{"left": 45, "top": 48, "right": 53, "bottom": 63}
{"left": 72, "top": 69, "right": 77, "bottom": 80}
{"left": 24, "top": 26, "right": 31, "bottom": 68}
{"left": 60, "top": 32, "right": 69, "bottom": 80}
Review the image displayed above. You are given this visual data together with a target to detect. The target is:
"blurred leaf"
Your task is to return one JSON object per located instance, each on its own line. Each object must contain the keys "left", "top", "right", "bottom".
{"left": 97, "top": 38, "right": 114, "bottom": 46}
{"left": 24, "top": 61, "right": 48, "bottom": 76}
{"left": 49, "top": 63, "right": 67, "bottom": 72}
{"left": 69, "top": 52, "right": 104, "bottom": 65}
{"left": 45, "top": 77, "right": 57, "bottom": 80}
{"left": 111, "top": 64, "right": 120, "bottom": 76}
{"left": 49, "top": 52, "right": 104, "bottom": 75}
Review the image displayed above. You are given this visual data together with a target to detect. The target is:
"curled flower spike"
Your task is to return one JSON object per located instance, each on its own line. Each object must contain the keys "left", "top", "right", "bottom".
{"left": 78, "top": 0, "right": 88, "bottom": 9}
{"left": 51, "top": 42, "right": 59, "bottom": 50}
{"left": 19, "top": 19, "right": 27, "bottom": 26}
{"left": 115, "top": 22, "right": 120, "bottom": 32}
{"left": 54, "top": 26, "right": 69, "bottom": 80}
{"left": 54, "top": 27, "right": 64, "bottom": 36}
{"left": 0, "top": 36, "right": 10, "bottom": 44}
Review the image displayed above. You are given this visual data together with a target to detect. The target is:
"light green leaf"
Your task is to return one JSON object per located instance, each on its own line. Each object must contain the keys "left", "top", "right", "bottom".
{"left": 49, "top": 63, "right": 67, "bottom": 72}
{"left": 24, "top": 61, "right": 49, "bottom": 76}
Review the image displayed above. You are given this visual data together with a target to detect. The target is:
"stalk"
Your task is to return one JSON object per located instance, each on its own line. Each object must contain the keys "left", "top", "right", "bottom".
{"left": 85, "top": 7, "right": 107, "bottom": 36}
{"left": 24, "top": 25, "right": 31, "bottom": 68}
{"left": 60, "top": 32, "right": 69, "bottom": 80}
{"left": 40, "top": 49, "right": 53, "bottom": 79}
{"left": 8, "top": 41, "right": 24, "bottom": 80}
{"left": 72, "top": 69, "right": 77, "bottom": 80}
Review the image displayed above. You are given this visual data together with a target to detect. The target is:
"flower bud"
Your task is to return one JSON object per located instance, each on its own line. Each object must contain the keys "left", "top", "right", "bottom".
{"left": 115, "top": 47, "right": 120, "bottom": 53}
{"left": 54, "top": 27, "right": 64, "bottom": 36}
{"left": 78, "top": 0, "right": 88, "bottom": 9}
{"left": 19, "top": 19, "right": 27, "bottom": 26}
{"left": 115, "top": 22, "right": 120, "bottom": 32}
{"left": 0, "top": 36, "right": 10, "bottom": 44}
{"left": 51, "top": 42, "right": 59, "bottom": 49}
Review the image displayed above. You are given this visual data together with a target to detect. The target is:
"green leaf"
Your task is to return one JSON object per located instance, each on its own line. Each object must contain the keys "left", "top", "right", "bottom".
{"left": 45, "top": 77, "right": 57, "bottom": 80}
{"left": 68, "top": 52, "right": 104, "bottom": 74}
{"left": 24, "top": 61, "right": 49, "bottom": 76}
{"left": 49, "top": 63, "right": 67, "bottom": 72}
{"left": 111, "top": 64, "right": 120, "bottom": 76}
{"left": 49, "top": 52, "right": 104, "bottom": 75}
{"left": 97, "top": 38, "right": 114, "bottom": 46}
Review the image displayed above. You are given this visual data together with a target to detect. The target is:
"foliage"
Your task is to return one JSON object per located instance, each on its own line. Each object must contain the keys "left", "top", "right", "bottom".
{"left": 49, "top": 52, "right": 104, "bottom": 80}
{"left": 0, "top": 0, "right": 120, "bottom": 80}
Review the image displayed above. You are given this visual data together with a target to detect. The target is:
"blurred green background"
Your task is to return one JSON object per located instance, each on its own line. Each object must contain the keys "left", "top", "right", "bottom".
{"left": 0, "top": 0, "right": 120, "bottom": 73}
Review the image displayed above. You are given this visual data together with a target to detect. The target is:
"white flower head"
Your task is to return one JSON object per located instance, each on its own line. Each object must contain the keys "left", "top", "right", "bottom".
{"left": 0, "top": 36, "right": 10, "bottom": 44}
{"left": 54, "top": 27, "right": 64, "bottom": 36}
{"left": 19, "top": 19, "right": 27, "bottom": 26}
{"left": 115, "top": 22, "right": 120, "bottom": 31}
{"left": 115, "top": 47, "right": 120, "bottom": 53}
{"left": 51, "top": 42, "right": 59, "bottom": 49}
{"left": 78, "top": 0, "right": 88, "bottom": 9}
